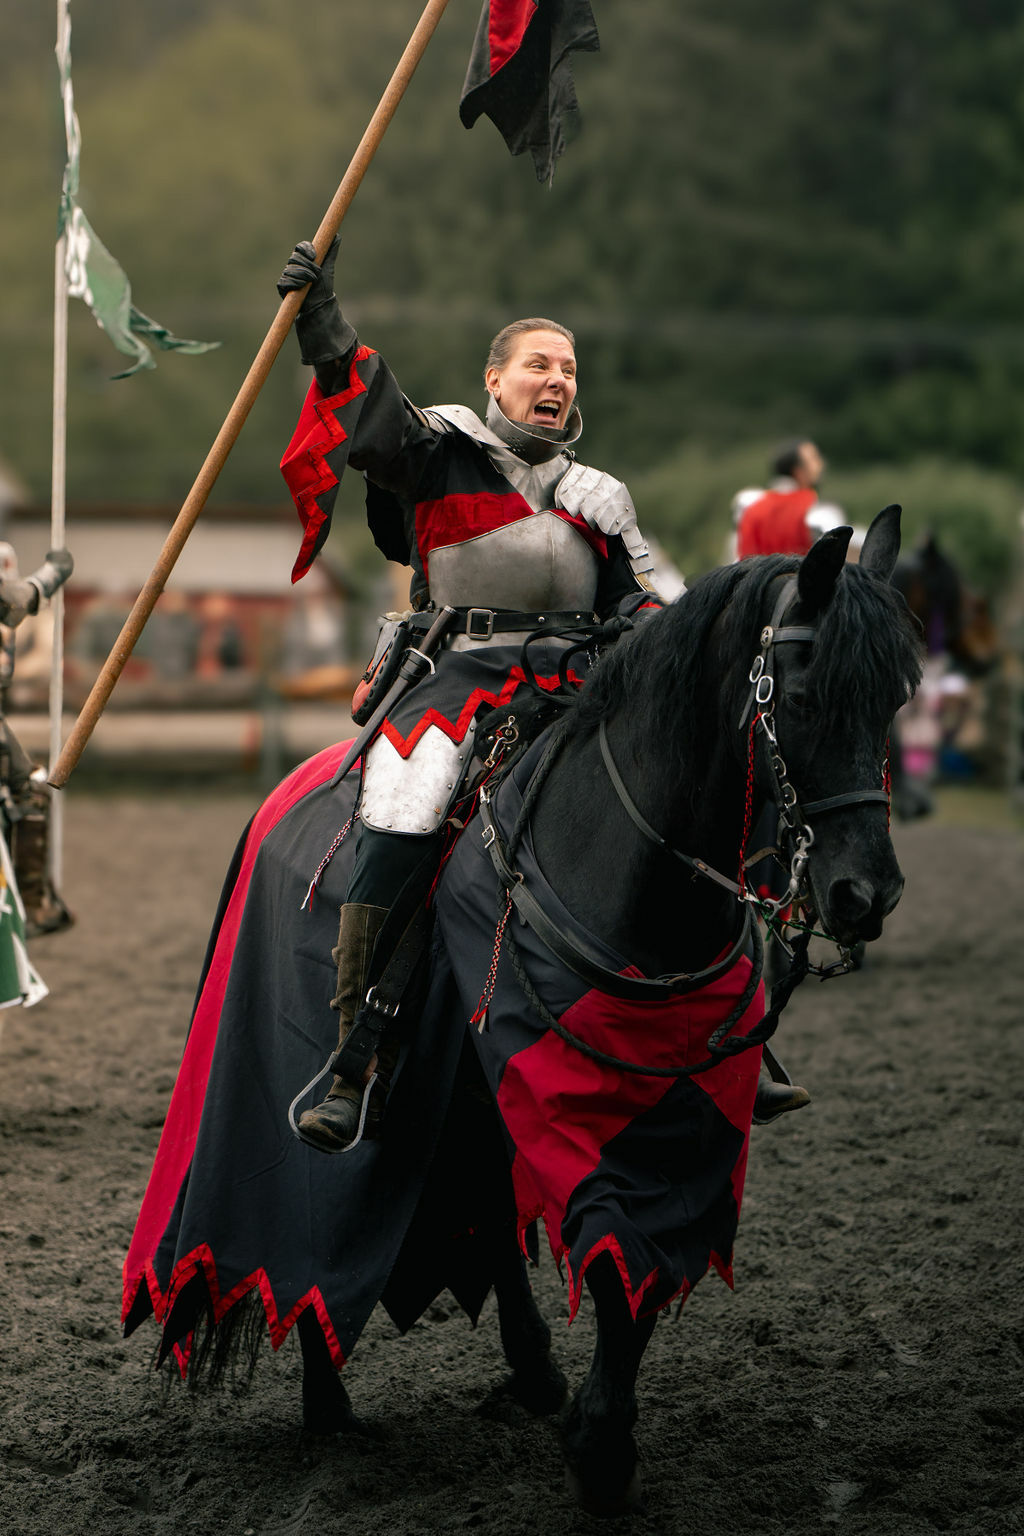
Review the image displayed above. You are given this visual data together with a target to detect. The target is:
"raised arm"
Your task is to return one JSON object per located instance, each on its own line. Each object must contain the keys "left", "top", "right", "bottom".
{"left": 277, "top": 239, "right": 441, "bottom": 498}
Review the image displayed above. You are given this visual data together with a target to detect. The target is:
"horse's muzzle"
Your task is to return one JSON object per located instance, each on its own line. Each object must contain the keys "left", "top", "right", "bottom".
{"left": 824, "top": 873, "right": 904, "bottom": 945}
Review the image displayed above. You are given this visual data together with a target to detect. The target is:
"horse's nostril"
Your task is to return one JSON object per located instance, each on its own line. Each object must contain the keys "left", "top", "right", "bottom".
{"left": 828, "top": 878, "right": 874, "bottom": 924}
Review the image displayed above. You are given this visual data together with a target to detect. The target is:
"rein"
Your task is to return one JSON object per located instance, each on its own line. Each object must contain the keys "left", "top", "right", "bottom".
{"left": 477, "top": 728, "right": 803, "bottom": 1080}
{"left": 475, "top": 573, "right": 892, "bottom": 1078}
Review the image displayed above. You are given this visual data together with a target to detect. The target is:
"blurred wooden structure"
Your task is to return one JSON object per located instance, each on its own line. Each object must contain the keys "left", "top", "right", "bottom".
{"left": 8, "top": 502, "right": 359, "bottom": 712}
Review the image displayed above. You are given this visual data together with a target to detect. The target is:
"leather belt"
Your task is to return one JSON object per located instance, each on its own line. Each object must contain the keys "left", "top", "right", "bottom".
{"left": 446, "top": 607, "right": 598, "bottom": 641}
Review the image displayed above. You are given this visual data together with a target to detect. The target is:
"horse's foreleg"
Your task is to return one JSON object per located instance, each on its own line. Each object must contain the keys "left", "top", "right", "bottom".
{"left": 488, "top": 1222, "right": 568, "bottom": 1415}
{"left": 297, "top": 1310, "right": 373, "bottom": 1437}
{"left": 561, "top": 1252, "right": 658, "bottom": 1517}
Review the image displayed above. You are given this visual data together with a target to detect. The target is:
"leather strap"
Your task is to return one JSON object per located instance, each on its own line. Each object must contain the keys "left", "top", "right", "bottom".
{"left": 800, "top": 788, "right": 889, "bottom": 817}
{"left": 598, "top": 721, "right": 747, "bottom": 899}
{"left": 331, "top": 848, "right": 438, "bottom": 1083}
{"left": 478, "top": 789, "right": 753, "bottom": 1002}
{"left": 447, "top": 606, "right": 598, "bottom": 640}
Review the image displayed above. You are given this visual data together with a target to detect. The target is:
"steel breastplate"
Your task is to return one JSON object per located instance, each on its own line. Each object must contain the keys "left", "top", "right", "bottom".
{"left": 427, "top": 513, "right": 599, "bottom": 611}
{"left": 423, "top": 404, "right": 655, "bottom": 595}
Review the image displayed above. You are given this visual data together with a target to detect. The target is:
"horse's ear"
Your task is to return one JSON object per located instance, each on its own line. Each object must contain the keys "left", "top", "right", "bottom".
{"left": 797, "top": 526, "right": 853, "bottom": 613}
{"left": 859, "top": 504, "right": 902, "bottom": 583}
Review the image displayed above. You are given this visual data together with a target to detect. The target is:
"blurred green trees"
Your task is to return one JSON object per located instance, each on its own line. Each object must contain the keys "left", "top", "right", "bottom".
{"left": 1, "top": 0, "right": 1022, "bottom": 591}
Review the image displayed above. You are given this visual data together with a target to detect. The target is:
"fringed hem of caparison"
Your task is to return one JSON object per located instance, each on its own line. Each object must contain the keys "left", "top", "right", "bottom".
{"left": 122, "top": 1246, "right": 347, "bottom": 1381}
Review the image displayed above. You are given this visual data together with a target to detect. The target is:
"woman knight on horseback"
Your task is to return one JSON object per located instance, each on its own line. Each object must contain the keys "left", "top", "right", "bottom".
{"left": 275, "top": 237, "right": 663, "bottom": 1151}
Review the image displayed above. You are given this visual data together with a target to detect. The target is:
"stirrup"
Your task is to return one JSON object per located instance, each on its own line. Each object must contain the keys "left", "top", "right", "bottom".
{"left": 288, "top": 1060, "right": 379, "bottom": 1153}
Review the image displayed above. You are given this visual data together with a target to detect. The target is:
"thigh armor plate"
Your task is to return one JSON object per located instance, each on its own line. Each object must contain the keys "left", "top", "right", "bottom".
{"left": 359, "top": 721, "right": 477, "bottom": 836}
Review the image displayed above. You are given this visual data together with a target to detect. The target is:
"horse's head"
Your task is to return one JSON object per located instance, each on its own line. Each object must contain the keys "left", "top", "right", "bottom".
{"left": 748, "top": 506, "right": 922, "bottom": 947}
{"left": 569, "top": 514, "right": 921, "bottom": 955}
{"left": 894, "top": 534, "right": 1000, "bottom": 677}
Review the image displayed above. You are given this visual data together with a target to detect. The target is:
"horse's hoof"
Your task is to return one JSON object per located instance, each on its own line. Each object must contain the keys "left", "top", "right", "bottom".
{"left": 561, "top": 1404, "right": 643, "bottom": 1518}
{"left": 301, "top": 1378, "right": 383, "bottom": 1440}
{"left": 301, "top": 1405, "right": 383, "bottom": 1440}
{"left": 508, "top": 1355, "right": 569, "bottom": 1416}
{"left": 563, "top": 1460, "right": 644, "bottom": 1519}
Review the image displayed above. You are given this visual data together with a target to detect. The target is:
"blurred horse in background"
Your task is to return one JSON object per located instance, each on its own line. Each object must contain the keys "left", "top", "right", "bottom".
{"left": 891, "top": 532, "right": 1000, "bottom": 817}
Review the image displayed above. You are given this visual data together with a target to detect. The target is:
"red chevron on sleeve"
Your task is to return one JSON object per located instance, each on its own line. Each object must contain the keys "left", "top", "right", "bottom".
{"left": 280, "top": 345, "right": 377, "bottom": 582}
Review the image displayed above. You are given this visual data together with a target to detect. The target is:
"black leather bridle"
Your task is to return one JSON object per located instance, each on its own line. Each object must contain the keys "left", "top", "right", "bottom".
{"left": 474, "top": 574, "right": 892, "bottom": 1076}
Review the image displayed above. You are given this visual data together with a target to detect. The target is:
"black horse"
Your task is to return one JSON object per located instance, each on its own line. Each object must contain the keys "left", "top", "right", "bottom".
{"left": 893, "top": 531, "right": 998, "bottom": 678}
{"left": 889, "top": 532, "right": 1000, "bottom": 818}
{"left": 123, "top": 506, "right": 920, "bottom": 1516}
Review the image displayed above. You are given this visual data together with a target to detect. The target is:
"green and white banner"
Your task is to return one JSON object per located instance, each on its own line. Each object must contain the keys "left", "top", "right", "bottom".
{"left": 56, "top": 0, "right": 218, "bottom": 377}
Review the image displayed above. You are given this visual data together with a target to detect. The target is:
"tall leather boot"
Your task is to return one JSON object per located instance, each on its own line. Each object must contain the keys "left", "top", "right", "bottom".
{"left": 298, "top": 902, "right": 389, "bottom": 1153}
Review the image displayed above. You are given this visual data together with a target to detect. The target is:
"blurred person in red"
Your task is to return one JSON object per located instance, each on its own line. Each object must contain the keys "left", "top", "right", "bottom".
{"left": 733, "top": 439, "right": 849, "bottom": 560}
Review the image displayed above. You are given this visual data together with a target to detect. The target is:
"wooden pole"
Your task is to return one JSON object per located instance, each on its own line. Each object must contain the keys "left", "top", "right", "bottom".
{"left": 49, "top": 0, "right": 452, "bottom": 788}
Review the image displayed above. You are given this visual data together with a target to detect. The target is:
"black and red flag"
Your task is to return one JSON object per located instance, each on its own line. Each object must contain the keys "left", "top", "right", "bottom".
{"left": 460, "top": 0, "right": 599, "bottom": 183}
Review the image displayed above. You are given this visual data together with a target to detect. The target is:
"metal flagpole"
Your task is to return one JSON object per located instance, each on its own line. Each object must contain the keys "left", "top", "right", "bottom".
{"left": 49, "top": 0, "right": 452, "bottom": 789}
{"left": 48, "top": 0, "right": 72, "bottom": 876}
{"left": 49, "top": 236, "right": 69, "bottom": 880}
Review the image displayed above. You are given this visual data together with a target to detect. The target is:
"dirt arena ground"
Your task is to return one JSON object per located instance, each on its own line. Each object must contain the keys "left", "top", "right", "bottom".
{"left": 0, "top": 781, "right": 1021, "bottom": 1535}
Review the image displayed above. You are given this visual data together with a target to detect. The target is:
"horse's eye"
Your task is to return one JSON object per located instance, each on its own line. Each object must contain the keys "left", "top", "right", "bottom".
{"left": 786, "top": 692, "right": 811, "bottom": 713}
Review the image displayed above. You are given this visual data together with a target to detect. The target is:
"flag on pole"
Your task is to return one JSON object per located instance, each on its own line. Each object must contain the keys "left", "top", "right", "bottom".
{"left": 0, "top": 832, "right": 47, "bottom": 1011}
{"left": 55, "top": 0, "right": 219, "bottom": 378}
{"left": 459, "top": 0, "right": 599, "bottom": 183}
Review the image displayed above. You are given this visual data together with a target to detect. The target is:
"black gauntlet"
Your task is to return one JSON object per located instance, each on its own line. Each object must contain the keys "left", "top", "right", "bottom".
{"left": 277, "top": 237, "right": 357, "bottom": 368}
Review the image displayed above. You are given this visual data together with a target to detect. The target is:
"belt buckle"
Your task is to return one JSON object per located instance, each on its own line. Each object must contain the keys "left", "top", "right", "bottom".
{"left": 466, "top": 607, "right": 495, "bottom": 641}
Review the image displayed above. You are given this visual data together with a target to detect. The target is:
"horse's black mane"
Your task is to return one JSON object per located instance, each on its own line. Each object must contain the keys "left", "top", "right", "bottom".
{"left": 572, "top": 556, "right": 922, "bottom": 777}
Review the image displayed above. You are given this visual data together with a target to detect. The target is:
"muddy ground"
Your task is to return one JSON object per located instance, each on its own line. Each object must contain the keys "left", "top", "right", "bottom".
{"left": 0, "top": 784, "right": 1021, "bottom": 1535}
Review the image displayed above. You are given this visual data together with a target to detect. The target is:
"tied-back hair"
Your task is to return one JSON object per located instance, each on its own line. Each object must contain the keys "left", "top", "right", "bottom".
{"left": 572, "top": 555, "right": 922, "bottom": 780}
{"left": 485, "top": 318, "right": 575, "bottom": 378}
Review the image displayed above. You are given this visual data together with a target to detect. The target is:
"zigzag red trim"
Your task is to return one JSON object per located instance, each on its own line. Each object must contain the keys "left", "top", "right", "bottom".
{"left": 562, "top": 1230, "right": 734, "bottom": 1326}
{"left": 133, "top": 1245, "right": 347, "bottom": 1380}
{"left": 122, "top": 740, "right": 356, "bottom": 1335}
{"left": 511, "top": 1153, "right": 735, "bottom": 1326}
{"left": 380, "top": 666, "right": 579, "bottom": 760}
{"left": 280, "top": 346, "right": 377, "bottom": 582}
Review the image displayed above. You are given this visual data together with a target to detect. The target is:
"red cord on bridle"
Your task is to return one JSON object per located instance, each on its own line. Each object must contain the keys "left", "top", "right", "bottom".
{"left": 737, "top": 712, "right": 763, "bottom": 896}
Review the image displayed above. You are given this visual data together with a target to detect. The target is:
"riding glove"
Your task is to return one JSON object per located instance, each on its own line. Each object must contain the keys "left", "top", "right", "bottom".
{"left": 277, "top": 237, "right": 356, "bottom": 367}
